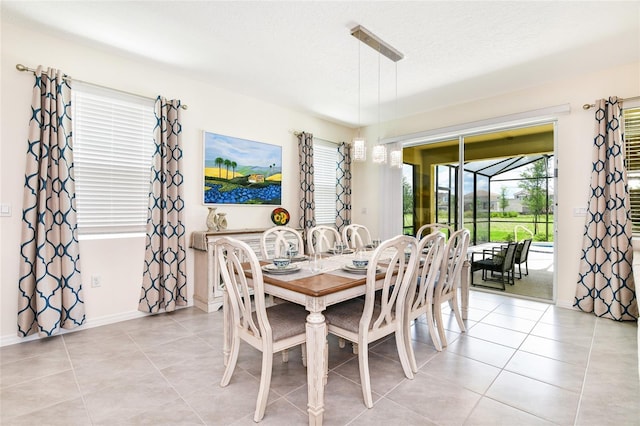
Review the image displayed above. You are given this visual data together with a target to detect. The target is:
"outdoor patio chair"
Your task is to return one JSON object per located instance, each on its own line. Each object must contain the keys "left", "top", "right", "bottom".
{"left": 514, "top": 238, "right": 532, "bottom": 279}
{"left": 471, "top": 242, "right": 518, "bottom": 291}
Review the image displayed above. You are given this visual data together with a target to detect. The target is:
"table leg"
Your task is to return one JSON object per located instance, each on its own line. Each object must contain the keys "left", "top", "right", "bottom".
{"left": 461, "top": 260, "right": 470, "bottom": 320}
{"left": 305, "top": 298, "right": 327, "bottom": 426}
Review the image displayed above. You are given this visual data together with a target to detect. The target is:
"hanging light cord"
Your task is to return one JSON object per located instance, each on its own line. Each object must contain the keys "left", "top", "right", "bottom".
{"left": 357, "top": 33, "right": 361, "bottom": 137}
{"left": 377, "top": 47, "right": 381, "bottom": 142}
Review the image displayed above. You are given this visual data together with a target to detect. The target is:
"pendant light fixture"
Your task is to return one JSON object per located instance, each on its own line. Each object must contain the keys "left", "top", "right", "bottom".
{"left": 350, "top": 25, "right": 403, "bottom": 166}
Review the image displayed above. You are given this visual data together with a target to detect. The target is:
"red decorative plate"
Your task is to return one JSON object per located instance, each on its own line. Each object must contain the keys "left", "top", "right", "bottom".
{"left": 271, "top": 207, "right": 290, "bottom": 225}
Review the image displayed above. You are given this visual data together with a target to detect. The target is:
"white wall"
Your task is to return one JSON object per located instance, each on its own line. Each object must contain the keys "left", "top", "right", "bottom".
{"left": 352, "top": 61, "right": 640, "bottom": 308}
{"left": 0, "top": 20, "right": 353, "bottom": 344}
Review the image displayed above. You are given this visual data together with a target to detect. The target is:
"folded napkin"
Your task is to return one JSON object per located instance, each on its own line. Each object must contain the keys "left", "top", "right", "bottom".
{"left": 190, "top": 231, "right": 209, "bottom": 251}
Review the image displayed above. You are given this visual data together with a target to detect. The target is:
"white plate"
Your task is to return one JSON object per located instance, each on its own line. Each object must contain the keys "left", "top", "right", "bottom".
{"left": 328, "top": 248, "right": 354, "bottom": 255}
{"left": 342, "top": 264, "right": 381, "bottom": 274}
{"left": 262, "top": 264, "right": 301, "bottom": 274}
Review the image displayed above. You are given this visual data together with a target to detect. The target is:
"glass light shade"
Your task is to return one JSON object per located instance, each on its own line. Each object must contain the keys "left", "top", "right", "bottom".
{"left": 390, "top": 150, "right": 403, "bottom": 168}
{"left": 353, "top": 137, "right": 366, "bottom": 162}
{"left": 372, "top": 144, "right": 387, "bottom": 164}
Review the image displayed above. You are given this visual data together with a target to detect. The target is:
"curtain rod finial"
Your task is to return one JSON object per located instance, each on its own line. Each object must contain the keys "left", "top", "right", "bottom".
{"left": 16, "top": 64, "right": 28, "bottom": 72}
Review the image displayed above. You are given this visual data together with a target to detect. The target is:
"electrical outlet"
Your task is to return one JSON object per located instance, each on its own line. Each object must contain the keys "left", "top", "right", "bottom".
{"left": 91, "top": 275, "right": 101, "bottom": 288}
{"left": 0, "top": 204, "right": 11, "bottom": 217}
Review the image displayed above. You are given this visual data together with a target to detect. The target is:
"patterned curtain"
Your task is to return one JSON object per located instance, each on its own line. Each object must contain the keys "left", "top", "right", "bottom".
{"left": 139, "top": 97, "right": 187, "bottom": 313}
{"left": 18, "top": 66, "right": 85, "bottom": 337}
{"left": 575, "top": 97, "right": 638, "bottom": 321}
{"left": 298, "top": 132, "right": 315, "bottom": 237}
{"left": 336, "top": 142, "right": 352, "bottom": 232}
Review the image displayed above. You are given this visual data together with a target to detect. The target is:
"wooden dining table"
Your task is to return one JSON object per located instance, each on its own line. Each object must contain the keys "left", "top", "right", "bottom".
{"left": 222, "top": 252, "right": 470, "bottom": 426}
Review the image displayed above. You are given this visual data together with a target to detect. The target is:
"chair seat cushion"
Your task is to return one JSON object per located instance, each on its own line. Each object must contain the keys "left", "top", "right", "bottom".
{"left": 473, "top": 259, "right": 501, "bottom": 270}
{"left": 324, "top": 299, "right": 385, "bottom": 333}
{"left": 255, "top": 302, "right": 308, "bottom": 342}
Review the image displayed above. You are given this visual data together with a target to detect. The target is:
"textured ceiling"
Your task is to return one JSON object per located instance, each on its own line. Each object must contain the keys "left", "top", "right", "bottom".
{"left": 3, "top": 1, "right": 639, "bottom": 127}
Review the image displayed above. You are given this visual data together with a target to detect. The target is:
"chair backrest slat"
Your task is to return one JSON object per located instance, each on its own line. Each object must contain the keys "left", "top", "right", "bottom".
{"left": 307, "top": 225, "right": 342, "bottom": 255}
{"left": 361, "top": 235, "right": 419, "bottom": 334}
{"left": 416, "top": 223, "right": 454, "bottom": 240}
{"left": 261, "top": 226, "right": 304, "bottom": 259}
{"left": 216, "top": 237, "right": 271, "bottom": 343}
{"left": 408, "top": 231, "right": 446, "bottom": 312}
{"left": 342, "top": 224, "right": 372, "bottom": 250}
{"left": 436, "top": 228, "right": 470, "bottom": 296}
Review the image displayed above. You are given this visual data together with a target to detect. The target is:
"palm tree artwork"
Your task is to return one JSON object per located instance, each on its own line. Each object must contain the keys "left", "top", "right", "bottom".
{"left": 203, "top": 132, "right": 282, "bottom": 205}
{"left": 215, "top": 157, "right": 224, "bottom": 178}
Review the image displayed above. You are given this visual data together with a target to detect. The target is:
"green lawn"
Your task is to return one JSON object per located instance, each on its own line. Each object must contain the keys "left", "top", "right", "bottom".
{"left": 404, "top": 213, "right": 554, "bottom": 242}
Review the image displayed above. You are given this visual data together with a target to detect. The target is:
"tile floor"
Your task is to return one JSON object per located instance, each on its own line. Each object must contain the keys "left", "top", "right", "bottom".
{"left": 1, "top": 291, "right": 638, "bottom": 425}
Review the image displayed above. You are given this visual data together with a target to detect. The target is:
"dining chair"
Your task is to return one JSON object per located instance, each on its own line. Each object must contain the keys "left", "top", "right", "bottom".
{"left": 415, "top": 223, "right": 454, "bottom": 240}
{"left": 216, "top": 237, "right": 308, "bottom": 422}
{"left": 260, "top": 226, "right": 305, "bottom": 259}
{"left": 341, "top": 223, "right": 372, "bottom": 250}
{"left": 403, "top": 231, "right": 446, "bottom": 372}
{"left": 433, "top": 228, "right": 470, "bottom": 348}
{"left": 307, "top": 225, "right": 342, "bottom": 255}
{"left": 323, "top": 234, "right": 420, "bottom": 408}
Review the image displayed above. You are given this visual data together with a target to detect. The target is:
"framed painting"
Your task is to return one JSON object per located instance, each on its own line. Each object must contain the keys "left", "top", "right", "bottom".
{"left": 203, "top": 131, "right": 282, "bottom": 205}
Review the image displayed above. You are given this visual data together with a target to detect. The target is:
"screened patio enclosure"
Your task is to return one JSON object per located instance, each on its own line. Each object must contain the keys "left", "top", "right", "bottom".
{"left": 402, "top": 123, "right": 555, "bottom": 246}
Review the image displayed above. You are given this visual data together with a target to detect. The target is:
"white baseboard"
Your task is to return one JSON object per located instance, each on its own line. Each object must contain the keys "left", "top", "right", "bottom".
{"left": 555, "top": 299, "right": 576, "bottom": 310}
{"left": 2, "top": 310, "right": 149, "bottom": 348}
{"left": 2, "top": 300, "right": 196, "bottom": 348}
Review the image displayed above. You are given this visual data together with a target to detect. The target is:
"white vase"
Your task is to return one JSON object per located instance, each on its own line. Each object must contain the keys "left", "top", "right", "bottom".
{"left": 217, "top": 212, "right": 228, "bottom": 230}
{"left": 206, "top": 207, "right": 218, "bottom": 231}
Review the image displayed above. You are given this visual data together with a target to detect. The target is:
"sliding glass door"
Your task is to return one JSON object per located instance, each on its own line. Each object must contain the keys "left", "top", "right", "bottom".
{"left": 402, "top": 122, "right": 556, "bottom": 301}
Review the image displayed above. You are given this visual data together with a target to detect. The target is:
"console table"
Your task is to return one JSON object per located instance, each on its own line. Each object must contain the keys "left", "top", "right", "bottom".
{"left": 191, "top": 228, "right": 267, "bottom": 312}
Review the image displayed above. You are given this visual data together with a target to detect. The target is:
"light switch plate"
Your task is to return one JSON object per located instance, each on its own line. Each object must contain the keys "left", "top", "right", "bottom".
{"left": 573, "top": 207, "right": 587, "bottom": 217}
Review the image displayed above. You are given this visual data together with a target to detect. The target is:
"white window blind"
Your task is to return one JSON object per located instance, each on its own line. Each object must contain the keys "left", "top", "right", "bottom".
{"left": 624, "top": 106, "right": 640, "bottom": 234}
{"left": 72, "top": 83, "right": 156, "bottom": 235}
{"left": 313, "top": 139, "right": 338, "bottom": 225}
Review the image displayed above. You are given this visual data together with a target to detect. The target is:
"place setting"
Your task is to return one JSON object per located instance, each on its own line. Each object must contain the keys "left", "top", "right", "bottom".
{"left": 341, "top": 251, "right": 381, "bottom": 275}
{"left": 261, "top": 257, "right": 301, "bottom": 275}
{"left": 327, "top": 242, "right": 353, "bottom": 255}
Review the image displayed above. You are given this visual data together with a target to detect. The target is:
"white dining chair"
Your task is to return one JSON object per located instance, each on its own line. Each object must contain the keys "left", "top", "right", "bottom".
{"left": 323, "top": 234, "right": 420, "bottom": 408}
{"left": 341, "top": 223, "right": 372, "bottom": 250}
{"left": 403, "top": 231, "right": 446, "bottom": 374}
{"left": 260, "top": 226, "right": 304, "bottom": 259}
{"left": 307, "top": 225, "right": 342, "bottom": 255}
{"left": 216, "top": 237, "right": 308, "bottom": 422}
{"left": 416, "top": 223, "right": 454, "bottom": 240}
{"left": 433, "top": 228, "right": 470, "bottom": 347}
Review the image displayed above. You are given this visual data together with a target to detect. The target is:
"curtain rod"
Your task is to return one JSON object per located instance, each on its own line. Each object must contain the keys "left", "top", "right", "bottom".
{"left": 15, "top": 63, "right": 188, "bottom": 110}
{"left": 582, "top": 95, "right": 640, "bottom": 110}
{"left": 290, "top": 129, "right": 339, "bottom": 144}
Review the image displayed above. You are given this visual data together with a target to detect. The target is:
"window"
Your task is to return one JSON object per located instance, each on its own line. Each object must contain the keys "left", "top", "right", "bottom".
{"left": 313, "top": 139, "right": 338, "bottom": 225}
{"left": 624, "top": 106, "right": 640, "bottom": 234}
{"left": 72, "top": 83, "right": 155, "bottom": 235}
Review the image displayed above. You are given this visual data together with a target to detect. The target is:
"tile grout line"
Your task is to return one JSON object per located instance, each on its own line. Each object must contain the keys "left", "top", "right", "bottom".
{"left": 61, "top": 334, "right": 95, "bottom": 425}
{"left": 571, "top": 317, "right": 598, "bottom": 426}
{"left": 126, "top": 316, "right": 209, "bottom": 425}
